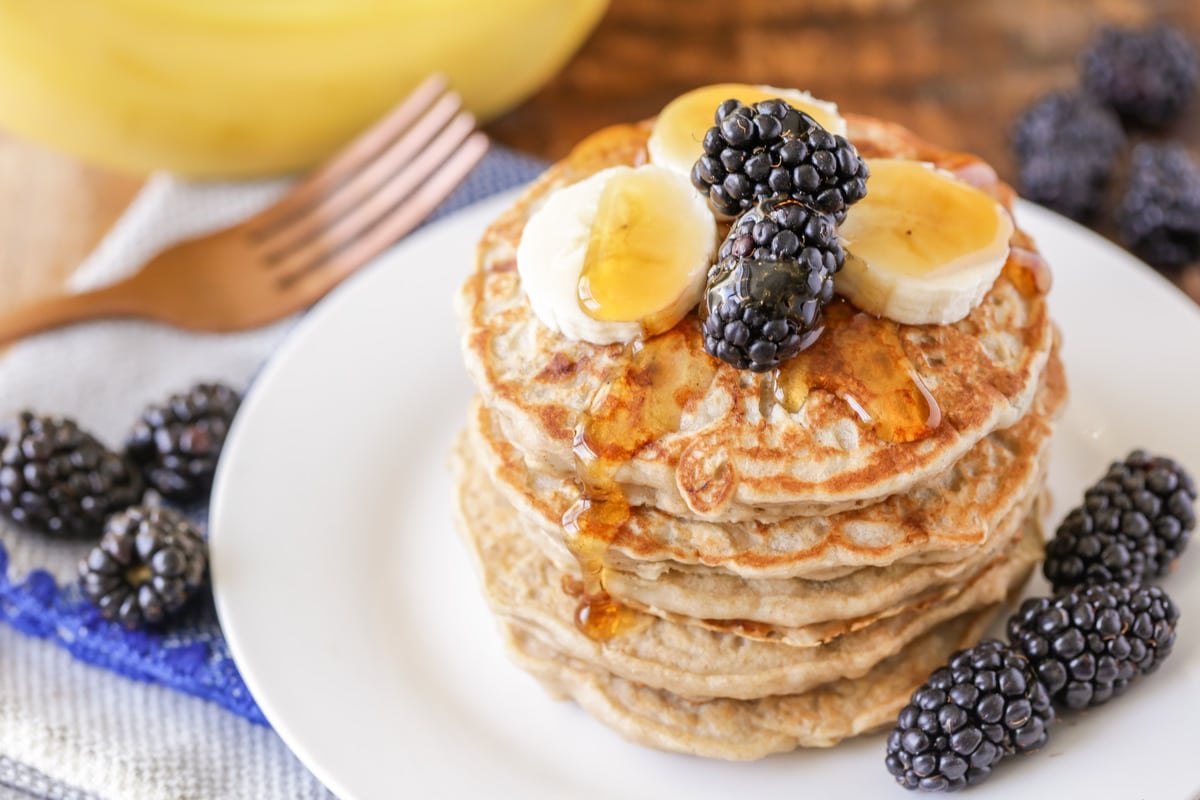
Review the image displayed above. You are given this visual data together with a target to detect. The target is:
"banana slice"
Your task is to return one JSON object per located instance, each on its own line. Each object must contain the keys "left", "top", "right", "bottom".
{"left": 0, "top": 0, "right": 608, "bottom": 176}
{"left": 836, "top": 159, "right": 1014, "bottom": 326}
{"left": 517, "top": 165, "right": 717, "bottom": 345}
{"left": 648, "top": 83, "right": 846, "bottom": 179}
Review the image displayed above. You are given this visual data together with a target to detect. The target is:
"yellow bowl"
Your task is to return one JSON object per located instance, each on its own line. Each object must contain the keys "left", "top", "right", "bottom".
{"left": 0, "top": 0, "right": 607, "bottom": 177}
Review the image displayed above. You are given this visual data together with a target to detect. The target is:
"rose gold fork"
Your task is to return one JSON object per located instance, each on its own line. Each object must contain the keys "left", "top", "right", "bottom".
{"left": 0, "top": 75, "right": 489, "bottom": 346}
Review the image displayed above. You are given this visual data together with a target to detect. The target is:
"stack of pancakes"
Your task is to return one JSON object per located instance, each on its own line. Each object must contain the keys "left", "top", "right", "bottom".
{"left": 453, "top": 114, "right": 1065, "bottom": 760}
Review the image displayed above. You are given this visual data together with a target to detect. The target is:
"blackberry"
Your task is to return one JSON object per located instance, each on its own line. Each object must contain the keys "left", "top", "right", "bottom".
{"left": 79, "top": 505, "right": 208, "bottom": 629}
{"left": 126, "top": 382, "right": 241, "bottom": 504}
{"left": 885, "top": 639, "right": 1053, "bottom": 792}
{"left": 1043, "top": 450, "right": 1196, "bottom": 592}
{"left": 0, "top": 413, "right": 142, "bottom": 538}
{"left": 691, "top": 98, "right": 868, "bottom": 219}
{"left": 715, "top": 194, "right": 846, "bottom": 276}
{"left": 1082, "top": 24, "right": 1200, "bottom": 128}
{"left": 1007, "top": 583, "right": 1179, "bottom": 710}
{"left": 1010, "top": 91, "right": 1125, "bottom": 221}
{"left": 701, "top": 197, "right": 843, "bottom": 371}
{"left": 1117, "top": 143, "right": 1200, "bottom": 270}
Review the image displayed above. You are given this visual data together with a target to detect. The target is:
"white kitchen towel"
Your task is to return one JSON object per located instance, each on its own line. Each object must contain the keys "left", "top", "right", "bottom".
{"left": 0, "top": 173, "right": 328, "bottom": 800}
{"left": 0, "top": 625, "right": 330, "bottom": 800}
{"left": 0, "top": 148, "right": 544, "bottom": 799}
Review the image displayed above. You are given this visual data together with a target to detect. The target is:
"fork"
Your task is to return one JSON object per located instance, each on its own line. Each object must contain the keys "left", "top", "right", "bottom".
{"left": 0, "top": 74, "right": 489, "bottom": 346}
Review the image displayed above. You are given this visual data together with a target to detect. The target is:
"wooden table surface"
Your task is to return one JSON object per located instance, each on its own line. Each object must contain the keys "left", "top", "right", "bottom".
{"left": 3, "top": 0, "right": 1199, "bottom": 323}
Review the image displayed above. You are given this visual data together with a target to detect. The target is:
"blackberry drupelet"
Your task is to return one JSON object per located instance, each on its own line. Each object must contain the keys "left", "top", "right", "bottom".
{"left": 691, "top": 98, "right": 868, "bottom": 219}
{"left": 1007, "top": 583, "right": 1179, "bottom": 710}
{"left": 1082, "top": 24, "right": 1200, "bottom": 128}
{"left": 126, "top": 382, "right": 241, "bottom": 504}
{"left": 79, "top": 505, "right": 208, "bottom": 629}
{"left": 885, "top": 639, "right": 1053, "bottom": 792}
{"left": 714, "top": 194, "right": 846, "bottom": 276}
{"left": 1043, "top": 450, "right": 1196, "bottom": 592}
{"left": 701, "top": 196, "right": 843, "bottom": 371}
{"left": 1116, "top": 143, "right": 1200, "bottom": 270}
{"left": 1010, "top": 91, "right": 1125, "bottom": 221}
{"left": 0, "top": 413, "right": 143, "bottom": 538}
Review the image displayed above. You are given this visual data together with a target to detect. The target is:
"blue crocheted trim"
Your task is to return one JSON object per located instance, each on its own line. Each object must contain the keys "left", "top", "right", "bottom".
{"left": 0, "top": 517, "right": 269, "bottom": 724}
{"left": 0, "top": 147, "right": 545, "bottom": 725}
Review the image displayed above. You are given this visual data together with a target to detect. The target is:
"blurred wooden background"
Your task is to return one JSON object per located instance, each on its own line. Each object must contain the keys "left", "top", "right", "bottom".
{"left": 2, "top": 0, "right": 1198, "bottom": 323}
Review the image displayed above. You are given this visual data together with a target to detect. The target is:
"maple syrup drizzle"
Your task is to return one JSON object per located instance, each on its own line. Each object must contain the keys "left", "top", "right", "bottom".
{"left": 1003, "top": 236, "right": 1053, "bottom": 297}
{"left": 551, "top": 134, "right": 1046, "bottom": 639}
{"left": 563, "top": 326, "right": 717, "bottom": 640}
{"left": 775, "top": 302, "right": 941, "bottom": 443}
{"left": 769, "top": 154, "right": 1046, "bottom": 441}
{"left": 847, "top": 152, "right": 1043, "bottom": 307}
{"left": 577, "top": 168, "right": 704, "bottom": 335}
{"left": 935, "top": 153, "right": 1050, "bottom": 300}
{"left": 940, "top": 152, "right": 1001, "bottom": 195}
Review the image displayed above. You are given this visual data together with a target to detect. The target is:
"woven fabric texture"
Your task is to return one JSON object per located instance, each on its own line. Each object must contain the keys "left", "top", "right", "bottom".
{"left": 0, "top": 147, "right": 544, "bottom": 799}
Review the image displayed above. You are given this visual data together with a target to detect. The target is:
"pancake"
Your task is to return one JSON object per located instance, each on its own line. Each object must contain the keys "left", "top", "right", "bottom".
{"left": 451, "top": 433, "right": 1040, "bottom": 699}
{"left": 606, "top": 501, "right": 1038, "bottom": 644}
{"left": 500, "top": 605, "right": 1002, "bottom": 760}
{"left": 456, "top": 115, "right": 1056, "bottom": 520}
{"left": 459, "top": 414, "right": 1045, "bottom": 639}
{"left": 452, "top": 98, "right": 1067, "bottom": 761}
{"left": 467, "top": 348, "right": 1064, "bottom": 581}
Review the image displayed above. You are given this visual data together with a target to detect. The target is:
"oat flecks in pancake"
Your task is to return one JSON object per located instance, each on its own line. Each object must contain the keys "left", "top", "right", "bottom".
{"left": 452, "top": 434, "right": 1040, "bottom": 703}
{"left": 451, "top": 109, "right": 1067, "bottom": 762}
{"left": 501, "top": 608, "right": 1002, "bottom": 760}
{"left": 457, "top": 115, "right": 1055, "bottom": 519}
{"left": 467, "top": 347, "right": 1063, "bottom": 582}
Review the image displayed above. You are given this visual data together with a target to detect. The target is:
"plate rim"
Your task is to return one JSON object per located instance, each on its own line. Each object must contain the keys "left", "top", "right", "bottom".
{"left": 210, "top": 190, "right": 521, "bottom": 799}
{"left": 210, "top": 194, "right": 1200, "bottom": 800}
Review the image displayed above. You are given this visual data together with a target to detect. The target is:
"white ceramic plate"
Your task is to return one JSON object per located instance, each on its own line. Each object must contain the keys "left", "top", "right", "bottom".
{"left": 211, "top": 193, "right": 1200, "bottom": 800}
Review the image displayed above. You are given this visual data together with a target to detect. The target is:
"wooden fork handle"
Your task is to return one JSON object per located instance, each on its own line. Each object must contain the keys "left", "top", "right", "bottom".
{"left": 0, "top": 285, "right": 141, "bottom": 347}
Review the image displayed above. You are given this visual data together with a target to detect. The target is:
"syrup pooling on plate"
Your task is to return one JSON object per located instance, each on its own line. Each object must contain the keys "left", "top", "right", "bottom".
{"left": 564, "top": 325, "right": 718, "bottom": 640}
{"left": 774, "top": 301, "right": 942, "bottom": 443}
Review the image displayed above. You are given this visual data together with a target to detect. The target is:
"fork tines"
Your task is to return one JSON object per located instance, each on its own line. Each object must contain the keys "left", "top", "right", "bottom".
{"left": 247, "top": 74, "right": 489, "bottom": 286}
